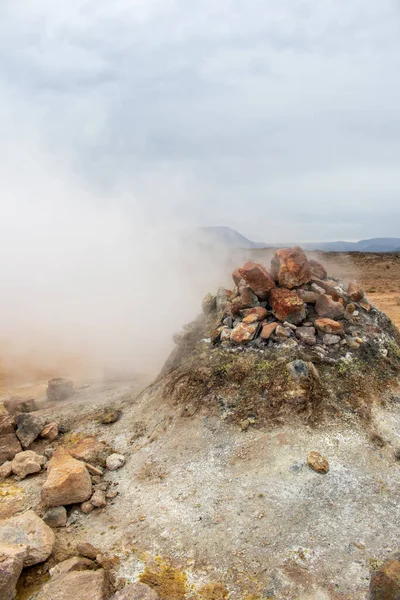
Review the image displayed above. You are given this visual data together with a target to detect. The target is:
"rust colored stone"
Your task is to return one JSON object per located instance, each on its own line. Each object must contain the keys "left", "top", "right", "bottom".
{"left": 307, "top": 451, "right": 329, "bottom": 474}
{"left": 348, "top": 280, "right": 364, "bottom": 302}
{"left": 241, "top": 307, "right": 268, "bottom": 323}
{"left": 230, "top": 323, "right": 258, "bottom": 343}
{"left": 270, "top": 247, "right": 311, "bottom": 289}
{"left": 260, "top": 322, "right": 278, "bottom": 340}
{"left": 314, "top": 318, "right": 344, "bottom": 335}
{"left": 238, "top": 262, "right": 275, "bottom": 300}
{"left": 270, "top": 288, "right": 306, "bottom": 325}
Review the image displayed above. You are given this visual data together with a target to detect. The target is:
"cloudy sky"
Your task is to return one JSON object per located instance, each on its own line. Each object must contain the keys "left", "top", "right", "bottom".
{"left": 1, "top": 0, "right": 400, "bottom": 242}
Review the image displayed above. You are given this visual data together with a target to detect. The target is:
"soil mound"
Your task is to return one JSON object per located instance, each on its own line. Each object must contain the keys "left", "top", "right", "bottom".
{"left": 160, "top": 247, "right": 400, "bottom": 426}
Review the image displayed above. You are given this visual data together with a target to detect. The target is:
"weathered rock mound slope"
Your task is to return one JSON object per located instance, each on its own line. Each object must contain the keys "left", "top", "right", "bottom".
{"left": 162, "top": 247, "right": 400, "bottom": 425}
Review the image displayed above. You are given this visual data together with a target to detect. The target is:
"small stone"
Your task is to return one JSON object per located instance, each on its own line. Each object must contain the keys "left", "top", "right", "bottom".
{"left": 15, "top": 413, "right": 47, "bottom": 449}
{"left": 80, "top": 502, "right": 94, "bottom": 514}
{"left": 49, "top": 556, "right": 95, "bottom": 578}
{"left": 315, "top": 294, "right": 345, "bottom": 319}
{"left": 314, "top": 318, "right": 344, "bottom": 335}
{"left": 270, "top": 247, "right": 311, "bottom": 289}
{"left": 296, "top": 290, "right": 320, "bottom": 304}
{"left": 3, "top": 397, "right": 37, "bottom": 415}
{"left": 46, "top": 378, "right": 74, "bottom": 402}
{"left": 230, "top": 322, "right": 258, "bottom": 344}
{"left": 283, "top": 321, "right": 297, "bottom": 330}
{"left": 275, "top": 325, "right": 291, "bottom": 339}
{"left": 0, "top": 462, "right": 12, "bottom": 479}
{"left": 106, "top": 453, "right": 125, "bottom": 471}
{"left": 11, "top": 450, "right": 46, "bottom": 479}
{"left": 307, "top": 451, "right": 329, "bottom": 474}
{"left": 85, "top": 463, "right": 104, "bottom": 476}
{"left": 110, "top": 583, "right": 160, "bottom": 600}
{"left": 34, "top": 569, "right": 108, "bottom": 600}
{"left": 348, "top": 280, "right": 364, "bottom": 302}
{"left": 43, "top": 506, "right": 67, "bottom": 528}
{"left": 287, "top": 360, "right": 310, "bottom": 380}
{"left": 100, "top": 408, "right": 122, "bottom": 425}
{"left": 42, "top": 448, "right": 92, "bottom": 507}
{"left": 105, "top": 490, "right": 118, "bottom": 500}
{"left": 233, "top": 284, "right": 260, "bottom": 311}
{"left": 355, "top": 337, "right": 363, "bottom": 344}
{"left": 322, "top": 334, "right": 341, "bottom": 346}
{"left": 0, "top": 544, "right": 25, "bottom": 600}
{"left": 93, "top": 482, "right": 109, "bottom": 491}
{"left": 296, "top": 327, "right": 317, "bottom": 346}
{"left": 270, "top": 288, "right": 306, "bottom": 325}
{"left": 90, "top": 490, "right": 107, "bottom": 508}
{"left": 220, "top": 328, "right": 231, "bottom": 342}
{"left": 260, "top": 322, "right": 278, "bottom": 340}
{"left": 76, "top": 542, "right": 101, "bottom": 560}
{"left": 0, "top": 415, "right": 16, "bottom": 436}
{"left": 238, "top": 262, "right": 275, "bottom": 300}
{"left": 240, "top": 419, "right": 250, "bottom": 431}
{"left": 242, "top": 309, "right": 268, "bottom": 324}
{"left": 40, "top": 422, "right": 59, "bottom": 442}
{"left": 346, "top": 337, "right": 362, "bottom": 349}
{"left": 370, "top": 557, "right": 400, "bottom": 599}
{"left": 0, "top": 434, "right": 22, "bottom": 465}
{"left": 0, "top": 510, "right": 55, "bottom": 567}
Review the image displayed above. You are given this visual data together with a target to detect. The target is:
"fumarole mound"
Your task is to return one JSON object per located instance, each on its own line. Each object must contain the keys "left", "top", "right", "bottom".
{"left": 161, "top": 247, "right": 400, "bottom": 426}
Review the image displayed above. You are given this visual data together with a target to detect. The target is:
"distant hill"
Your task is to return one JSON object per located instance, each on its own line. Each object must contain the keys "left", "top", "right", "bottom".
{"left": 194, "top": 227, "right": 400, "bottom": 253}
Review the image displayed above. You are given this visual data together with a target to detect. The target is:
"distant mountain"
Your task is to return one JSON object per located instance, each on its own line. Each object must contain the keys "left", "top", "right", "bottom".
{"left": 193, "top": 228, "right": 400, "bottom": 253}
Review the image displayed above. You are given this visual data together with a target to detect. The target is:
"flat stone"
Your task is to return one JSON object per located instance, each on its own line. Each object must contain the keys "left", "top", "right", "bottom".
{"left": 69, "top": 436, "right": 109, "bottom": 466}
{"left": 0, "top": 544, "right": 25, "bottom": 600}
{"left": 241, "top": 306, "right": 268, "bottom": 323}
{"left": 35, "top": 569, "right": 108, "bottom": 600}
{"left": 270, "top": 246, "right": 311, "bottom": 289}
{"left": 11, "top": 450, "right": 46, "bottom": 479}
{"left": 3, "top": 397, "right": 37, "bottom": 415}
{"left": 0, "top": 510, "right": 55, "bottom": 567}
{"left": 270, "top": 288, "right": 306, "bottom": 325}
{"left": 15, "top": 413, "right": 47, "bottom": 449}
{"left": 322, "top": 334, "right": 341, "bottom": 346}
{"left": 238, "top": 261, "right": 275, "bottom": 300}
{"left": 0, "top": 434, "right": 22, "bottom": 465}
{"left": 42, "top": 448, "right": 92, "bottom": 507}
{"left": 307, "top": 451, "right": 329, "bottom": 474}
{"left": 47, "top": 378, "right": 74, "bottom": 402}
{"left": 43, "top": 506, "right": 67, "bottom": 528}
{"left": 110, "top": 582, "right": 160, "bottom": 600}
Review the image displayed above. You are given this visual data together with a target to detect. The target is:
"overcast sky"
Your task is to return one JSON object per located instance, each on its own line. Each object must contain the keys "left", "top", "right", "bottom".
{"left": 1, "top": 0, "right": 400, "bottom": 242}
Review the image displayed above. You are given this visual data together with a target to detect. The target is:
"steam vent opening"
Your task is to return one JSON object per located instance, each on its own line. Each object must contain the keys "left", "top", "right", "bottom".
{"left": 161, "top": 246, "right": 400, "bottom": 427}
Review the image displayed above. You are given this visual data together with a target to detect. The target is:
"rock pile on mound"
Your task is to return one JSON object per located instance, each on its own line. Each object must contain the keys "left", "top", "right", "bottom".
{"left": 162, "top": 247, "right": 400, "bottom": 425}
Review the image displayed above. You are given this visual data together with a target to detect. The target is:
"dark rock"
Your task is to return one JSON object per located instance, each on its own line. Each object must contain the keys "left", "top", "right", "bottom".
{"left": 370, "top": 557, "right": 400, "bottom": 599}
{"left": 3, "top": 397, "right": 37, "bottom": 415}
{"left": 47, "top": 378, "right": 74, "bottom": 402}
{"left": 202, "top": 293, "right": 217, "bottom": 315}
{"left": 43, "top": 506, "right": 67, "bottom": 528}
{"left": 16, "top": 413, "right": 47, "bottom": 449}
{"left": 99, "top": 409, "right": 121, "bottom": 425}
{"left": 296, "top": 289, "right": 320, "bottom": 304}
{"left": 0, "top": 415, "right": 16, "bottom": 436}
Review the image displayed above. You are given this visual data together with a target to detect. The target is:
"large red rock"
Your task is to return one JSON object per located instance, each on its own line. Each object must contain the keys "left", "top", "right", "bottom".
{"left": 308, "top": 259, "right": 327, "bottom": 280}
{"left": 41, "top": 448, "right": 92, "bottom": 507}
{"left": 270, "top": 288, "right": 306, "bottom": 325}
{"left": 315, "top": 294, "right": 345, "bottom": 319}
{"left": 270, "top": 247, "right": 311, "bottom": 289}
{"left": 370, "top": 557, "right": 400, "bottom": 599}
{"left": 238, "top": 262, "right": 275, "bottom": 300}
{"left": 348, "top": 280, "right": 364, "bottom": 302}
{"left": 315, "top": 318, "right": 344, "bottom": 335}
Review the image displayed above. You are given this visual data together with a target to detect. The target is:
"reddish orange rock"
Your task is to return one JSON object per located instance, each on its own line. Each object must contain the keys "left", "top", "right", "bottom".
{"left": 238, "top": 262, "right": 275, "bottom": 300}
{"left": 370, "top": 557, "right": 400, "bottom": 599}
{"left": 308, "top": 259, "right": 327, "bottom": 280}
{"left": 260, "top": 322, "right": 278, "bottom": 340}
{"left": 241, "top": 307, "right": 268, "bottom": 323}
{"left": 348, "top": 280, "right": 364, "bottom": 302}
{"left": 270, "top": 288, "right": 306, "bottom": 325}
{"left": 270, "top": 247, "right": 311, "bottom": 289}
{"left": 315, "top": 294, "right": 345, "bottom": 319}
{"left": 232, "top": 268, "right": 242, "bottom": 286}
{"left": 230, "top": 323, "right": 258, "bottom": 343}
{"left": 314, "top": 318, "right": 344, "bottom": 335}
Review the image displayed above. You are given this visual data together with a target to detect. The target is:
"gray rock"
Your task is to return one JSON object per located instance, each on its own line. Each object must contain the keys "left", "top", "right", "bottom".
{"left": 275, "top": 325, "right": 291, "bottom": 339}
{"left": 296, "top": 327, "right": 317, "bottom": 346}
{"left": 322, "top": 334, "right": 341, "bottom": 346}
{"left": 0, "top": 510, "right": 55, "bottom": 567}
{"left": 16, "top": 413, "right": 47, "bottom": 449}
{"left": 106, "top": 453, "right": 125, "bottom": 471}
{"left": 3, "top": 397, "right": 37, "bottom": 415}
{"left": 0, "top": 544, "right": 25, "bottom": 600}
{"left": 46, "top": 378, "right": 74, "bottom": 402}
{"left": 0, "top": 434, "right": 22, "bottom": 464}
{"left": 43, "top": 506, "right": 67, "bottom": 528}
{"left": 110, "top": 582, "right": 159, "bottom": 600}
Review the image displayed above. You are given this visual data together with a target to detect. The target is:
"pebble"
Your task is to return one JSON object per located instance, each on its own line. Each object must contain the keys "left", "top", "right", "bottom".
{"left": 106, "top": 453, "right": 125, "bottom": 471}
{"left": 307, "top": 451, "right": 329, "bottom": 474}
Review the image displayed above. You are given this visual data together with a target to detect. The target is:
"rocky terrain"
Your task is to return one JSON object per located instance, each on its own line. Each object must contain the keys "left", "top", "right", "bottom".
{"left": 0, "top": 248, "right": 400, "bottom": 600}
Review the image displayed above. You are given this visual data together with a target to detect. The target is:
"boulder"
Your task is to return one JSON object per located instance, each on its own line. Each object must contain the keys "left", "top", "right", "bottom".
{"left": 348, "top": 280, "right": 364, "bottom": 302}
{"left": 307, "top": 451, "right": 329, "bottom": 474}
{"left": 3, "top": 397, "right": 37, "bottom": 415}
{"left": 0, "top": 544, "right": 25, "bottom": 600}
{"left": 370, "top": 557, "right": 400, "bottom": 599}
{"left": 106, "top": 453, "right": 126, "bottom": 471}
{"left": 315, "top": 294, "right": 345, "bottom": 319}
{"left": 260, "top": 322, "right": 278, "bottom": 340}
{"left": 296, "top": 327, "right": 317, "bottom": 346}
{"left": 314, "top": 318, "right": 344, "bottom": 335}
{"left": 270, "top": 247, "right": 311, "bottom": 289}
{"left": 240, "top": 306, "right": 268, "bottom": 323}
{"left": 40, "top": 422, "right": 59, "bottom": 442}
{"left": 46, "top": 378, "right": 74, "bottom": 402}
{"left": 270, "top": 288, "right": 306, "bottom": 325}
{"left": 110, "top": 582, "right": 160, "bottom": 600}
{"left": 15, "top": 413, "right": 47, "bottom": 449}
{"left": 34, "top": 569, "right": 109, "bottom": 600}
{"left": 230, "top": 322, "right": 258, "bottom": 344}
{"left": 0, "top": 434, "right": 22, "bottom": 465}
{"left": 43, "top": 506, "right": 67, "bottom": 528}
{"left": 238, "top": 261, "right": 275, "bottom": 300}
{"left": 11, "top": 450, "right": 46, "bottom": 479}
{"left": 308, "top": 259, "right": 327, "bottom": 280}
{"left": 0, "top": 510, "right": 55, "bottom": 567}
{"left": 42, "top": 448, "right": 92, "bottom": 507}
